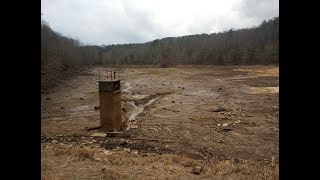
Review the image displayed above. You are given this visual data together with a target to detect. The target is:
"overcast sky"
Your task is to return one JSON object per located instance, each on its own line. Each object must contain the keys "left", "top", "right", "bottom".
{"left": 41, "top": 0, "right": 279, "bottom": 45}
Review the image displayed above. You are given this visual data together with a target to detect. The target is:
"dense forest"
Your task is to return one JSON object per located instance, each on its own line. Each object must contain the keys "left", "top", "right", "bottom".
{"left": 41, "top": 16, "right": 278, "bottom": 68}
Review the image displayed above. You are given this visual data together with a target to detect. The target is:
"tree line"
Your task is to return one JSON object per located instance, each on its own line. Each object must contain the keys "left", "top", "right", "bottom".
{"left": 41, "top": 16, "right": 278, "bottom": 68}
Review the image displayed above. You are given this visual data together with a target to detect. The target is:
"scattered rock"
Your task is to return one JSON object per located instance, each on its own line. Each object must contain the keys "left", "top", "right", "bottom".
{"left": 119, "top": 138, "right": 126, "bottom": 145}
{"left": 60, "top": 107, "right": 65, "bottom": 109}
{"left": 233, "top": 158, "right": 240, "bottom": 163}
{"left": 45, "top": 98, "right": 50, "bottom": 100}
{"left": 130, "top": 123, "right": 138, "bottom": 129}
{"left": 172, "top": 101, "right": 175, "bottom": 103}
{"left": 51, "top": 140, "right": 58, "bottom": 144}
{"left": 131, "top": 150, "right": 139, "bottom": 155}
{"left": 217, "top": 88, "right": 222, "bottom": 92}
{"left": 102, "top": 149, "right": 112, "bottom": 156}
{"left": 91, "top": 132, "right": 106, "bottom": 137}
{"left": 123, "top": 148, "right": 131, "bottom": 152}
{"left": 79, "top": 98, "right": 84, "bottom": 100}
{"left": 213, "top": 108, "right": 227, "bottom": 112}
{"left": 94, "top": 106, "right": 100, "bottom": 110}
{"left": 222, "top": 123, "right": 229, "bottom": 127}
{"left": 180, "top": 101, "right": 182, "bottom": 103}
{"left": 126, "top": 140, "right": 133, "bottom": 144}
{"left": 189, "top": 117, "right": 193, "bottom": 120}
{"left": 234, "top": 120, "right": 241, "bottom": 124}
{"left": 218, "top": 140, "right": 223, "bottom": 143}
{"left": 217, "top": 124, "right": 222, "bottom": 127}
{"left": 94, "top": 157, "right": 101, "bottom": 161}
{"left": 222, "top": 128, "right": 232, "bottom": 132}
{"left": 192, "top": 166, "right": 202, "bottom": 175}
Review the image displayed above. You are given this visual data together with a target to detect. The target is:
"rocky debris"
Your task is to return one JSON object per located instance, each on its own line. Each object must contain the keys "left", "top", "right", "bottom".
{"left": 222, "top": 123, "right": 229, "bottom": 127}
{"left": 126, "top": 140, "right": 133, "bottom": 145}
{"left": 218, "top": 139, "right": 224, "bottom": 143}
{"left": 60, "top": 107, "right": 65, "bottom": 109}
{"left": 234, "top": 120, "right": 241, "bottom": 124}
{"left": 192, "top": 166, "right": 202, "bottom": 175}
{"left": 51, "top": 140, "right": 58, "bottom": 144}
{"left": 233, "top": 158, "right": 240, "bottom": 163}
{"left": 119, "top": 138, "right": 126, "bottom": 145}
{"left": 123, "top": 148, "right": 131, "bottom": 153}
{"left": 102, "top": 149, "right": 112, "bottom": 156}
{"left": 222, "top": 128, "right": 232, "bottom": 132}
{"left": 217, "top": 88, "right": 223, "bottom": 92}
{"left": 45, "top": 98, "right": 50, "bottom": 100}
{"left": 131, "top": 150, "right": 139, "bottom": 155}
{"left": 172, "top": 101, "right": 175, "bottom": 103}
{"left": 217, "top": 123, "right": 222, "bottom": 127}
{"left": 91, "top": 132, "right": 106, "bottom": 137}
{"left": 189, "top": 117, "right": 193, "bottom": 120}
{"left": 212, "top": 107, "right": 227, "bottom": 112}
{"left": 128, "top": 122, "right": 138, "bottom": 129}
{"left": 94, "top": 106, "right": 99, "bottom": 110}
{"left": 79, "top": 98, "right": 84, "bottom": 100}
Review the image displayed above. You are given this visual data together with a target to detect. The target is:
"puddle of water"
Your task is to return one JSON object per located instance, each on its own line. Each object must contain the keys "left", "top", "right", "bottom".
{"left": 123, "top": 82, "right": 133, "bottom": 93}
{"left": 128, "top": 97, "right": 159, "bottom": 121}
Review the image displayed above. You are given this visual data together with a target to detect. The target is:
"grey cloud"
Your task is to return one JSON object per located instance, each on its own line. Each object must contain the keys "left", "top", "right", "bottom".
{"left": 41, "top": 0, "right": 279, "bottom": 45}
{"left": 238, "top": 0, "right": 279, "bottom": 24}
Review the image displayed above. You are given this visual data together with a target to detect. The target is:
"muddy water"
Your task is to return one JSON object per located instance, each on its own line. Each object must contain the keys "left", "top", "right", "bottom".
{"left": 122, "top": 81, "right": 159, "bottom": 121}
{"left": 128, "top": 97, "right": 159, "bottom": 121}
{"left": 123, "top": 82, "right": 133, "bottom": 93}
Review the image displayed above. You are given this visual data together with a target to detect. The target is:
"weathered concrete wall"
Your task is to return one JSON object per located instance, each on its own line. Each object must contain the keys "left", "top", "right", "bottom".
{"left": 99, "top": 80, "right": 121, "bottom": 131}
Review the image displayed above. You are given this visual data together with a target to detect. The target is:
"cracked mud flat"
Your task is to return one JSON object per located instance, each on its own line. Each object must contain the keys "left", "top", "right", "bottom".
{"left": 41, "top": 65, "right": 279, "bottom": 179}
